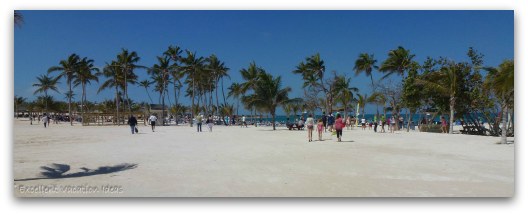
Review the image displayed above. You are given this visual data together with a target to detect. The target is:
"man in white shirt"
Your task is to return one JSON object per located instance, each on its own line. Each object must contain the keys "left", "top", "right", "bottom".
{"left": 242, "top": 115, "right": 247, "bottom": 128}
{"left": 361, "top": 118, "right": 366, "bottom": 130}
{"left": 148, "top": 114, "right": 158, "bottom": 132}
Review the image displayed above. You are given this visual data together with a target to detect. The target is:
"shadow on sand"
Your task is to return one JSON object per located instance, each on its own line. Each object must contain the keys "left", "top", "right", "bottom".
{"left": 14, "top": 163, "right": 137, "bottom": 181}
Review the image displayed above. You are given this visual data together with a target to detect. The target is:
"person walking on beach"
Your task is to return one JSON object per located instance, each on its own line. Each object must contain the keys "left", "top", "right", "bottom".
{"left": 328, "top": 114, "right": 335, "bottom": 132}
{"left": 196, "top": 114, "right": 203, "bottom": 132}
{"left": 241, "top": 115, "right": 247, "bottom": 128}
{"left": 441, "top": 116, "right": 448, "bottom": 133}
{"left": 306, "top": 114, "right": 315, "bottom": 142}
{"left": 373, "top": 115, "right": 378, "bottom": 132}
{"left": 361, "top": 117, "right": 366, "bottom": 130}
{"left": 345, "top": 116, "right": 351, "bottom": 130}
{"left": 206, "top": 114, "right": 214, "bottom": 132}
{"left": 380, "top": 115, "right": 386, "bottom": 133}
{"left": 334, "top": 114, "right": 345, "bottom": 142}
{"left": 317, "top": 119, "right": 324, "bottom": 141}
{"left": 322, "top": 112, "right": 328, "bottom": 132}
{"left": 148, "top": 114, "right": 158, "bottom": 132}
{"left": 42, "top": 114, "right": 49, "bottom": 128}
{"left": 128, "top": 115, "right": 138, "bottom": 134}
{"left": 390, "top": 116, "right": 396, "bottom": 133}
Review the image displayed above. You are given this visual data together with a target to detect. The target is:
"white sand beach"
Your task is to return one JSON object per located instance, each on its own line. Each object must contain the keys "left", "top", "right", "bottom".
{"left": 13, "top": 119, "right": 514, "bottom": 197}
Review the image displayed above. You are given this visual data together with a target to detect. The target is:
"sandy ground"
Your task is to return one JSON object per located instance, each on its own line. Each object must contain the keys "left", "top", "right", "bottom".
{"left": 13, "top": 118, "right": 514, "bottom": 197}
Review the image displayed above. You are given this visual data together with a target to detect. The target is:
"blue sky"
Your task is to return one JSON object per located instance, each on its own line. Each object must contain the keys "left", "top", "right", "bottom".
{"left": 14, "top": 10, "right": 513, "bottom": 114}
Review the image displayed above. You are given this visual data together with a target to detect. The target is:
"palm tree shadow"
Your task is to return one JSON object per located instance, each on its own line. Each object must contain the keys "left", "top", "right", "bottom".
{"left": 14, "top": 163, "right": 137, "bottom": 181}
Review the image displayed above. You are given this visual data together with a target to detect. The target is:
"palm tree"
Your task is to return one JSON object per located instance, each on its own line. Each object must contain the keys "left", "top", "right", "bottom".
{"left": 357, "top": 94, "right": 367, "bottom": 120}
{"left": 333, "top": 75, "right": 358, "bottom": 119}
{"left": 74, "top": 57, "right": 99, "bottom": 122}
{"left": 227, "top": 82, "right": 243, "bottom": 116}
{"left": 417, "top": 61, "right": 464, "bottom": 134}
{"left": 149, "top": 56, "right": 175, "bottom": 125}
{"left": 294, "top": 53, "right": 330, "bottom": 113}
{"left": 379, "top": 46, "right": 415, "bottom": 79}
{"left": 114, "top": 49, "right": 143, "bottom": 113}
{"left": 98, "top": 61, "right": 124, "bottom": 125}
{"left": 170, "top": 69, "right": 185, "bottom": 111}
{"left": 484, "top": 60, "right": 514, "bottom": 144}
{"left": 48, "top": 53, "right": 80, "bottom": 125}
{"left": 241, "top": 71, "right": 295, "bottom": 130}
{"left": 354, "top": 53, "right": 379, "bottom": 116}
{"left": 14, "top": 11, "right": 24, "bottom": 27}
{"left": 138, "top": 80, "right": 154, "bottom": 104}
{"left": 14, "top": 96, "right": 27, "bottom": 118}
{"left": 33, "top": 74, "right": 60, "bottom": 114}
{"left": 164, "top": 45, "right": 184, "bottom": 113}
{"left": 368, "top": 92, "right": 387, "bottom": 117}
{"left": 282, "top": 103, "right": 293, "bottom": 122}
{"left": 207, "top": 54, "right": 230, "bottom": 115}
{"left": 181, "top": 50, "right": 205, "bottom": 126}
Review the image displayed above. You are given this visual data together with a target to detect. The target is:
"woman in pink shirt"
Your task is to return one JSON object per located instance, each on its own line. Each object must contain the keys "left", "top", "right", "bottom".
{"left": 334, "top": 114, "right": 345, "bottom": 142}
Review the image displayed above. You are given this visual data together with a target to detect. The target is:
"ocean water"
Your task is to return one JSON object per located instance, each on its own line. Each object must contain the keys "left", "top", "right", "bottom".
{"left": 243, "top": 113, "right": 492, "bottom": 125}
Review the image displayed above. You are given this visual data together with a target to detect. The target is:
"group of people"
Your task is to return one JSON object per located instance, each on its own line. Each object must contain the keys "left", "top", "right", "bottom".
{"left": 195, "top": 114, "right": 216, "bottom": 132}
{"left": 303, "top": 112, "right": 347, "bottom": 142}
{"left": 127, "top": 114, "right": 159, "bottom": 134}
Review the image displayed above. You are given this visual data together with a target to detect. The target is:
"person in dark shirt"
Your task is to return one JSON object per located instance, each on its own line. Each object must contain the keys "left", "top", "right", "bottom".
{"left": 321, "top": 111, "right": 328, "bottom": 132}
{"left": 128, "top": 115, "right": 138, "bottom": 134}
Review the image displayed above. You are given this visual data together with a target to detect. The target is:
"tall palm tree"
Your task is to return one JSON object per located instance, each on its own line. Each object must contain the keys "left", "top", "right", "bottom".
{"left": 241, "top": 71, "right": 295, "bottom": 130}
{"left": 170, "top": 69, "right": 184, "bottom": 111}
{"left": 14, "top": 11, "right": 24, "bottom": 27}
{"left": 227, "top": 82, "right": 243, "bottom": 116}
{"left": 164, "top": 45, "right": 184, "bottom": 112}
{"left": 354, "top": 53, "right": 379, "bottom": 116}
{"left": 14, "top": 96, "right": 27, "bottom": 118}
{"left": 114, "top": 49, "right": 143, "bottom": 113}
{"left": 240, "top": 62, "right": 265, "bottom": 121}
{"left": 48, "top": 53, "right": 80, "bottom": 125}
{"left": 33, "top": 74, "right": 60, "bottom": 114}
{"left": 138, "top": 80, "right": 154, "bottom": 104}
{"left": 181, "top": 50, "right": 205, "bottom": 126}
{"left": 98, "top": 61, "right": 124, "bottom": 125}
{"left": 379, "top": 46, "right": 415, "bottom": 79}
{"left": 74, "top": 57, "right": 99, "bottom": 122}
{"left": 484, "top": 60, "right": 514, "bottom": 144}
{"left": 149, "top": 56, "right": 175, "bottom": 125}
{"left": 206, "top": 54, "right": 230, "bottom": 115}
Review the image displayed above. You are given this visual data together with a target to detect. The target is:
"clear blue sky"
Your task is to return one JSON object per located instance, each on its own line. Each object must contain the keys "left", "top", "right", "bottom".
{"left": 14, "top": 10, "right": 513, "bottom": 115}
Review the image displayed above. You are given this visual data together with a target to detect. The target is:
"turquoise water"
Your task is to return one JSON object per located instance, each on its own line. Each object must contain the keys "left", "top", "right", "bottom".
{"left": 245, "top": 113, "right": 492, "bottom": 125}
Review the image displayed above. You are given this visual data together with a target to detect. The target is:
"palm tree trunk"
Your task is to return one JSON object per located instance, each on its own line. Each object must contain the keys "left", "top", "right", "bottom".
{"left": 449, "top": 96, "right": 455, "bottom": 134}
{"left": 236, "top": 97, "right": 239, "bottom": 116}
{"left": 146, "top": 88, "right": 154, "bottom": 104}
{"left": 81, "top": 83, "right": 85, "bottom": 126}
{"left": 407, "top": 109, "right": 413, "bottom": 132}
{"left": 221, "top": 78, "right": 227, "bottom": 105}
{"left": 190, "top": 75, "right": 195, "bottom": 127}
{"left": 115, "top": 87, "right": 120, "bottom": 126}
{"left": 215, "top": 78, "right": 220, "bottom": 116}
{"left": 68, "top": 80, "right": 72, "bottom": 126}
{"left": 162, "top": 94, "right": 166, "bottom": 126}
{"left": 370, "top": 75, "right": 380, "bottom": 117}
{"left": 272, "top": 112, "right": 276, "bottom": 130}
{"left": 45, "top": 91, "right": 49, "bottom": 114}
{"left": 501, "top": 100, "right": 508, "bottom": 144}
